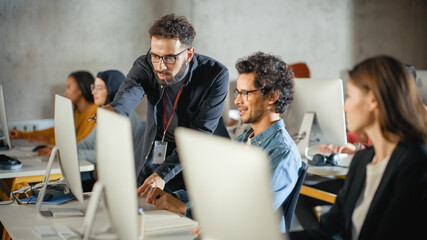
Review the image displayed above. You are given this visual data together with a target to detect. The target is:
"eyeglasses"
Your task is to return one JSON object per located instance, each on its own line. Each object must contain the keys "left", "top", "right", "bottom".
{"left": 90, "top": 84, "right": 106, "bottom": 92}
{"left": 233, "top": 88, "right": 261, "bottom": 101}
{"left": 148, "top": 48, "right": 189, "bottom": 65}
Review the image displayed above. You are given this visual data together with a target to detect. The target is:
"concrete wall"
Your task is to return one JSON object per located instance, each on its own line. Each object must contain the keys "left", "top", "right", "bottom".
{"left": 1, "top": 0, "right": 426, "bottom": 122}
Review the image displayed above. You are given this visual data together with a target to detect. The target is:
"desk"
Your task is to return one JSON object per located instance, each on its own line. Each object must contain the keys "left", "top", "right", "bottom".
{"left": 300, "top": 157, "right": 349, "bottom": 204}
{"left": 0, "top": 148, "right": 94, "bottom": 200}
{"left": 0, "top": 200, "right": 197, "bottom": 240}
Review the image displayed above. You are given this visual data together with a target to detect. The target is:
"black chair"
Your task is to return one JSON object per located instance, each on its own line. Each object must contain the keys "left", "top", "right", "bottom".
{"left": 282, "top": 161, "right": 308, "bottom": 232}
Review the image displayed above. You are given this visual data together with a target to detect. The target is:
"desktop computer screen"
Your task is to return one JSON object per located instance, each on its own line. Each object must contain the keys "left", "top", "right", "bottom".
{"left": 81, "top": 108, "right": 139, "bottom": 239}
{"left": 415, "top": 70, "right": 427, "bottom": 105}
{"left": 36, "top": 95, "right": 84, "bottom": 216}
{"left": 0, "top": 85, "right": 12, "bottom": 150}
{"left": 282, "top": 78, "right": 347, "bottom": 157}
{"left": 175, "top": 127, "right": 284, "bottom": 240}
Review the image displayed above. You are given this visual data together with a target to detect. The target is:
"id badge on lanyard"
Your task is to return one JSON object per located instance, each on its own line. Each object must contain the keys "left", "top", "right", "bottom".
{"left": 152, "top": 140, "right": 168, "bottom": 164}
{"left": 152, "top": 86, "right": 184, "bottom": 165}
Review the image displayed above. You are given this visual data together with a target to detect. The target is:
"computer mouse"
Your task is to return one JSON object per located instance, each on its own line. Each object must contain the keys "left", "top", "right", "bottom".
{"left": 32, "top": 145, "right": 48, "bottom": 152}
{"left": 0, "top": 154, "right": 22, "bottom": 170}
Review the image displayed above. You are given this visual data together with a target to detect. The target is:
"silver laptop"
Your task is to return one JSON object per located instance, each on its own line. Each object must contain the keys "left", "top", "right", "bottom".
{"left": 175, "top": 127, "right": 287, "bottom": 240}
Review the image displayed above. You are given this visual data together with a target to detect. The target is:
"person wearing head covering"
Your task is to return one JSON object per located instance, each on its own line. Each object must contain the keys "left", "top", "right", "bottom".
{"left": 77, "top": 70, "right": 145, "bottom": 164}
{"left": 9, "top": 71, "right": 97, "bottom": 145}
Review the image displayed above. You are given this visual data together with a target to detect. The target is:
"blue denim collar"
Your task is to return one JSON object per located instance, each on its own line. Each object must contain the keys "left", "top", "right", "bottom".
{"left": 244, "top": 119, "right": 285, "bottom": 146}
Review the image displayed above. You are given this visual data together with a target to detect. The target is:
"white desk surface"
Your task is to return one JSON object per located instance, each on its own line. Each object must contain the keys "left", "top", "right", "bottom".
{"left": 303, "top": 145, "right": 352, "bottom": 176}
{"left": 303, "top": 157, "right": 350, "bottom": 176}
{"left": 0, "top": 200, "right": 197, "bottom": 240}
{"left": 306, "top": 162, "right": 348, "bottom": 176}
{"left": 0, "top": 148, "right": 94, "bottom": 179}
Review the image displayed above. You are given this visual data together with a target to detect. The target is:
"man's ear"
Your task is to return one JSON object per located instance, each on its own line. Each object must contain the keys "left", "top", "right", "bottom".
{"left": 269, "top": 89, "right": 280, "bottom": 104}
{"left": 186, "top": 47, "right": 195, "bottom": 63}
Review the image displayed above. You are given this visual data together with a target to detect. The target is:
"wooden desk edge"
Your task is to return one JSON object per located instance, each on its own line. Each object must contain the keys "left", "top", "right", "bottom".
{"left": 300, "top": 185, "right": 337, "bottom": 204}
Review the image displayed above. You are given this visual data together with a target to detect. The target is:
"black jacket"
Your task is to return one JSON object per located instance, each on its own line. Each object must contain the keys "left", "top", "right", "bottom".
{"left": 111, "top": 53, "right": 229, "bottom": 186}
{"left": 290, "top": 141, "right": 427, "bottom": 240}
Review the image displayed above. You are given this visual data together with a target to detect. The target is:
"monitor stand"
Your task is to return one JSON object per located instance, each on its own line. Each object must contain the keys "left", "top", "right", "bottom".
{"left": 35, "top": 146, "right": 84, "bottom": 217}
{"left": 81, "top": 181, "right": 118, "bottom": 240}
{"left": 296, "top": 112, "right": 315, "bottom": 158}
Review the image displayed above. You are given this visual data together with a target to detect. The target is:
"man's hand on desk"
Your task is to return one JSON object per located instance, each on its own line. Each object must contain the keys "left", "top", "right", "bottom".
{"left": 137, "top": 172, "right": 165, "bottom": 198}
{"left": 146, "top": 187, "right": 186, "bottom": 215}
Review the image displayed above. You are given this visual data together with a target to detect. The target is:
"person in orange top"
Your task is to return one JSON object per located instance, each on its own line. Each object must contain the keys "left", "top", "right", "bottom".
{"left": 9, "top": 71, "right": 98, "bottom": 146}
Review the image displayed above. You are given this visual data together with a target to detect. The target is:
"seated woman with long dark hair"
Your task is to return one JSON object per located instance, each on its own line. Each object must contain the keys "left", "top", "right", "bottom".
{"left": 9, "top": 71, "right": 97, "bottom": 145}
{"left": 290, "top": 56, "right": 427, "bottom": 240}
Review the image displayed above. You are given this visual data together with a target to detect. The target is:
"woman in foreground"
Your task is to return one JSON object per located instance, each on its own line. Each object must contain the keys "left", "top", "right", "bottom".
{"left": 290, "top": 55, "right": 427, "bottom": 240}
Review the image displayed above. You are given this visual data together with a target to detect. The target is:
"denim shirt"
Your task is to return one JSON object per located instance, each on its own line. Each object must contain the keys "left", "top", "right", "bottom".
{"left": 235, "top": 119, "right": 302, "bottom": 232}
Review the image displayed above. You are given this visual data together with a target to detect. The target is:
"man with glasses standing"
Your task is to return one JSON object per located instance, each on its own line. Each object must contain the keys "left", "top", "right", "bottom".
{"left": 104, "top": 14, "right": 229, "bottom": 195}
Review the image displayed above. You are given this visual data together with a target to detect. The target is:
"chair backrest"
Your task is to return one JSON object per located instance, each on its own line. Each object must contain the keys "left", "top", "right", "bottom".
{"left": 289, "top": 62, "right": 310, "bottom": 78}
{"left": 282, "top": 161, "right": 308, "bottom": 232}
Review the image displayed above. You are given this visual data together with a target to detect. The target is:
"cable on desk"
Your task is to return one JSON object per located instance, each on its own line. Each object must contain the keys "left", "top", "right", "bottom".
{"left": 0, "top": 199, "right": 14, "bottom": 205}
{"left": 6, "top": 178, "right": 65, "bottom": 205}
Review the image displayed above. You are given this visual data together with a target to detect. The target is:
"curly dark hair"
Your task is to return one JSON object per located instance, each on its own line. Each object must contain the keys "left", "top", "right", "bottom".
{"left": 235, "top": 52, "right": 294, "bottom": 113}
{"left": 149, "top": 14, "right": 196, "bottom": 47}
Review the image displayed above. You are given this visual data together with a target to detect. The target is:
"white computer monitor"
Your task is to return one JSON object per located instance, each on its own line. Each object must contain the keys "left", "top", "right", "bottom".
{"left": 282, "top": 78, "right": 347, "bottom": 157}
{"left": 415, "top": 70, "right": 427, "bottom": 105}
{"left": 36, "top": 95, "right": 84, "bottom": 216}
{"left": 0, "top": 85, "right": 12, "bottom": 150}
{"left": 81, "top": 108, "right": 139, "bottom": 240}
{"left": 175, "top": 127, "right": 284, "bottom": 240}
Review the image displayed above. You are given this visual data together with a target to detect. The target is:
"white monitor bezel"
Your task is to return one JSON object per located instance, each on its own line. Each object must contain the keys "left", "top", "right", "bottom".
{"left": 0, "top": 85, "right": 12, "bottom": 150}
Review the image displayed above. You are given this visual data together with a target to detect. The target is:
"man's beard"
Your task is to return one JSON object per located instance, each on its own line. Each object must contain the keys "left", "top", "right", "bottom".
{"left": 155, "top": 61, "right": 187, "bottom": 87}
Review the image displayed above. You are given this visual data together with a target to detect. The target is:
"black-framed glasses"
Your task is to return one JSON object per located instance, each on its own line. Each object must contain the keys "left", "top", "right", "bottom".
{"left": 233, "top": 88, "right": 261, "bottom": 101}
{"left": 148, "top": 48, "right": 189, "bottom": 64}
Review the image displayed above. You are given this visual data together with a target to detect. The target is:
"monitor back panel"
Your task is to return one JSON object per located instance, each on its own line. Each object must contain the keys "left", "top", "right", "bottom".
{"left": 175, "top": 127, "right": 284, "bottom": 240}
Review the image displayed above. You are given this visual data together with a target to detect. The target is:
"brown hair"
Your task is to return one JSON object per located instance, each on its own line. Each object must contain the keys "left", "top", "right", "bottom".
{"left": 349, "top": 55, "right": 427, "bottom": 143}
{"left": 149, "top": 14, "right": 196, "bottom": 47}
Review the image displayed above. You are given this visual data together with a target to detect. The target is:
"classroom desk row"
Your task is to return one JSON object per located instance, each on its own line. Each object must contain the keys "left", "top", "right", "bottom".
{"left": 0, "top": 147, "right": 349, "bottom": 240}
{"left": 0, "top": 199, "right": 197, "bottom": 240}
{"left": 0, "top": 148, "right": 94, "bottom": 201}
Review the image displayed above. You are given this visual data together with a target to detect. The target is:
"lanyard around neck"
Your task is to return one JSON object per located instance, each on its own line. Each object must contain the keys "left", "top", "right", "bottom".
{"left": 162, "top": 85, "right": 184, "bottom": 142}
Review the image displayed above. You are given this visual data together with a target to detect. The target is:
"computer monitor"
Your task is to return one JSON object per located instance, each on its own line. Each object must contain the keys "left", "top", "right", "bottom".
{"left": 0, "top": 85, "right": 12, "bottom": 150}
{"left": 175, "top": 127, "right": 284, "bottom": 240}
{"left": 282, "top": 78, "right": 347, "bottom": 157}
{"left": 81, "top": 108, "right": 139, "bottom": 240}
{"left": 415, "top": 70, "right": 427, "bottom": 105}
{"left": 36, "top": 95, "right": 84, "bottom": 216}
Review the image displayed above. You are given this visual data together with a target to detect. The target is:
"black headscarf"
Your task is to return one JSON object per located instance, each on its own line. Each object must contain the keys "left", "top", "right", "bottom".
{"left": 96, "top": 70, "right": 126, "bottom": 105}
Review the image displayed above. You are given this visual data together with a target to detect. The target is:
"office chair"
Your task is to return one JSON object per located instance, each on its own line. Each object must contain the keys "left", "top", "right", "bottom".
{"left": 289, "top": 62, "right": 310, "bottom": 78}
{"left": 282, "top": 161, "right": 308, "bottom": 232}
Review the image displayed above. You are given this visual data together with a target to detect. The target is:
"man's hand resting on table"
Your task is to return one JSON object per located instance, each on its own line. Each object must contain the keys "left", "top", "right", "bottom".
{"left": 146, "top": 187, "right": 186, "bottom": 215}
{"left": 137, "top": 172, "right": 165, "bottom": 198}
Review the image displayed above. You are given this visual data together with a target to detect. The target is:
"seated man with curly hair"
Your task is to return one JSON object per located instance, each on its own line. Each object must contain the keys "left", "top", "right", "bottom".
{"left": 146, "top": 52, "right": 303, "bottom": 233}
